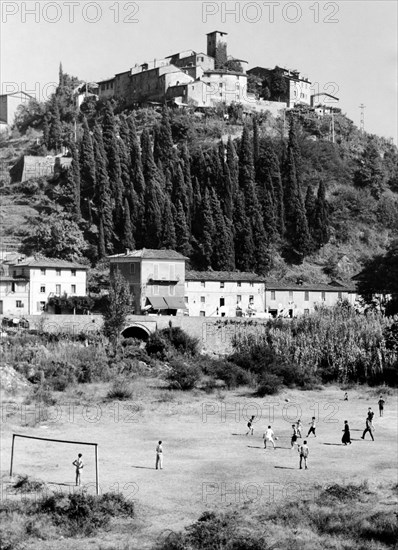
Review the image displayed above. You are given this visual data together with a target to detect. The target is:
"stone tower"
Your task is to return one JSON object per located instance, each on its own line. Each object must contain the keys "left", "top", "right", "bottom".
{"left": 206, "top": 31, "right": 228, "bottom": 59}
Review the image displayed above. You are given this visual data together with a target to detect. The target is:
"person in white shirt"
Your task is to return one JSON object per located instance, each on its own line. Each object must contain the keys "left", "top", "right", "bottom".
{"left": 263, "top": 426, "right": 277, "bottom": 449}
{"left": 156, "top": 441, "right": 163, "bottom": 470}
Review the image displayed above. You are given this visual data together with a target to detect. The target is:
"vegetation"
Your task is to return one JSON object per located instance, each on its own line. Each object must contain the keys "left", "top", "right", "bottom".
{"left": 4, "top": 66, "right": 396, "bottom": 280}
{"left": 155, "top": 482, "right": 398, "bottom": 550}
{"left": 0, "top": 490, "right": 135, "bottom": 549}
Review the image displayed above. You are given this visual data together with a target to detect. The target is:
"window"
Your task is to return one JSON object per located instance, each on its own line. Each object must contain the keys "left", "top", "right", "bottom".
{"left": 321, "top": 291, "right": 326, "bottom": 301}
{"left": 185, "top": 296, "right": 189, "bottom": 303}
{"left": 129, "top": 263, "right": 136, "bottom": 274}
{"left": 200, "top": 296, "right": 205, "bottom": 303}
{"left": 304, "top": 309, "right": 310, "bottom": 315}
{"left": 55, "top": 284, "right": 61, "bottom": 295}
{"left": 200, "top": 311, "right": 206, "bottom": 317}
{"left": 71, "top": 269, "right": 76, "bottom": 276}
{"left": 71, "top": 285, "right": 76, "bottom": 294}
{"left": 220, "top": 282, "right": 225, "bottom": 288}
{"left": 16, "top": 300, "right": 23, "bottom": 308}
{"left": 37, "top": 301, "right": 46, "bottom": 312}
{"left": 40, "top": 285, "right": 45, "bottom": 293}
{"left": 249, "top": 282, "right": 254, "bottom": 287}
{"left": 271, "top": 290, "right": 276, "bottom": 301}
{"left": 40, "top": 268, "right": 46, "bottom": 275}
{"left": 289, "top": 290, "right": 293, "bottom": 299}
{"left": 304, "top": 291, "right": 309, "bottom": 301}
{"left": 237, "top": 282, "right": 241, "bottom": 287}
{"left": 201, "top": 281, "right": 205, "bottom": 287}
{"left": 249, "top": 295, "right": 254, "bottom": 302}
{"left": 11, "top": 282, "right": 15, "bottom": 293}
{"left": 56, "top": 269, "right": 61, "bottom": 276}
{"left": 237, "top": 295, "right": 242, "bottom": 302}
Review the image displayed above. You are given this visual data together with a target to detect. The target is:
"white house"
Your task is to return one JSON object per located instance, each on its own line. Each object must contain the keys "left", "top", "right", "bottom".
{"left": 0, "top": 257, "right": 88, "bottom": 316}
{"left": 185, "top": 270, "right": 266, "bottom": 317}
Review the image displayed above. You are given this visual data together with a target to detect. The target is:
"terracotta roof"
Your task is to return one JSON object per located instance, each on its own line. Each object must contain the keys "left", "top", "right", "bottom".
{"left": 186, "top": 270, "right": 265, "bottom": 282}
{"left": 108, "top": 249, "right": 189, "bottom": 261}
{"left": 13, "top": 257, "right": 88, "bottom": 269}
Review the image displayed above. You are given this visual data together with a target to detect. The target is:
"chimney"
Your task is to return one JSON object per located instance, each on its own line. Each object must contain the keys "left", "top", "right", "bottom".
{"left": 126, "top": 248, "right": 130, "bottom": 255}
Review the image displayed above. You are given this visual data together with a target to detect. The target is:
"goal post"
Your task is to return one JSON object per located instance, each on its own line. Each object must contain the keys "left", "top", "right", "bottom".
{"left": 10, "top": 433, "right": 99, "bottom": 495}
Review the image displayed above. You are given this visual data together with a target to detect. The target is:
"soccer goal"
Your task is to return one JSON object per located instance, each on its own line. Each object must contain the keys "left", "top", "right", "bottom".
{"left": 10, "top": 434, "right": 99, "bottom": 495}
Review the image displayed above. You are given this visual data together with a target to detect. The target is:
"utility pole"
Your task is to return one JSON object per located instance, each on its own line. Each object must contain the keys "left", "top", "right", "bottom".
{"left": 359, "top": 104, "right": 366, "bottom": 133}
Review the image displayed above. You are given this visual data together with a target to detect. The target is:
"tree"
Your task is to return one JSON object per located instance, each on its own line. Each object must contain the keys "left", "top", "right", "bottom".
{"left": 103, "top": 268, "right": 133, "bottom": 346}
{"left": 93, "top": 123, "right": 114, "bottom": 253}
{"left": 122, "top": 197, "right": 135, "bottom": 251}
{"left": 79, "top": 116, "right": 96, "bottom": 216}
{"left": 161, "top": 196, "right": 177, "bottom": 250}
{"left": 313, "top": 180, "right": 330, "bottom": 248}
{"left": 21, "top": 214, "right": 87, "bottom": 261}
{"left": 174, "top": 200, "right": 192, "bottom": 257}
{"left": 354, "top": 138, "right": 386, "bottom": 199}
{"left": 153, "top": 107, "right": 175, "bottom": 169}
{"left": 210, "top": 189, "right": 235, "bottom": 271}
{"left": 48, "top": 104, "right": 63, "bottom": 152}
{"left": 357, "top": 241, "right": 398, "bottom": 315}
{"left": 233, "top": 190, "right": 255, "bottom": 272}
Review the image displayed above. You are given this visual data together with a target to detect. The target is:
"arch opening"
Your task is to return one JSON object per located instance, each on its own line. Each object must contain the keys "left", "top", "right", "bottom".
{"left": 121, "top": 325, "right": 150, "bottom": 341}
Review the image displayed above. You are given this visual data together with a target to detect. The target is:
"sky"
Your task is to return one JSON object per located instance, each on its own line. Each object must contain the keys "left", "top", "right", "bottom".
{"left": 1, "top": 0, "right": 397, "bottom": 142}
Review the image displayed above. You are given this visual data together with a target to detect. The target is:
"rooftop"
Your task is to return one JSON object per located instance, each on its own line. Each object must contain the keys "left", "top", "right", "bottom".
{"left": 265, "top": 280, "right": 355, "bottom": 292}
{"left": 186, "top": 270, "right": 265, "bottom": 282}
{"left": 108, "top": 248, "right": 189, "bottom": 261}
{"left": 12, "top": 257, "right": 89, "bottom": 269}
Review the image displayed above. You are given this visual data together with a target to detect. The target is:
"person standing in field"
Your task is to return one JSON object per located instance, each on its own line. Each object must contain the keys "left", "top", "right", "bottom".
{"left": 378, "top": 396, "right": 385, "bottom": 417}
{"left": 307, "top": 417, "right": 317, "bottom": 438}
{"left": 361, "top": 417, "right": 374, "bottom": 441}
{"left": 341, "top": 420, "right": 351, "bottom": 445}
{"left": 246, "top": 415, "right": 255, "bottom": 436}
{"left": 296, "top": 419, "right": 303, "bottom": 438}
{"left": 344, "top": 392, "right": 348, "bottom": 401}
{"left": 72, "top": 453, "right": 84, "bottom": 486}
{"left": 291, "top": 424, "right": 298, "bottom": 449}
{"left": 367, "top": 407, "right": 375, "bottom": 425}
{"left": 263, "top": 426, "right": 277, "bottom": 449}
{"left": 156, "top": 441, "right": 163, "bottom": 470}
{"left": 298, "top": 440, "right": 309, "bottom": 469}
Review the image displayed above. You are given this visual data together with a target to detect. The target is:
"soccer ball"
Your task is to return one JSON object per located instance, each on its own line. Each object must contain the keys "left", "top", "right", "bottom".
{"left": 275, "top": 437, "right": 278, "bottom": 440}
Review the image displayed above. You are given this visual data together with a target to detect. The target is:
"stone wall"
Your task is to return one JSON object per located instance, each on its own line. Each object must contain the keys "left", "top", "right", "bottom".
{"left": 18, "top": 314, "right": 270, "bottom": 355}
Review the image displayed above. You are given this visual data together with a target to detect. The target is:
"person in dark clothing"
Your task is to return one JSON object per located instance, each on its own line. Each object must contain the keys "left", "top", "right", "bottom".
{"left": 361, "top": 417, "right": 374, "bottom": 441}
{"left": 341, "top": 420, "right": 351, "bottom": 445}
{"left": 378, "top": 396, "right": 385, "bottom": 417}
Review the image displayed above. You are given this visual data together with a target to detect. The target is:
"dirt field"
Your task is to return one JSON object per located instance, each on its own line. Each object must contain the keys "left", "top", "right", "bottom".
{"left": 1, "top": 381, "right": 397, "bottom": 549}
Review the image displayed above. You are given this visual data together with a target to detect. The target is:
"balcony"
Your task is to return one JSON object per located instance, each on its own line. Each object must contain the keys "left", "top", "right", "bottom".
{"left": 147, "top": 274, "right": 180, "bottom": 284}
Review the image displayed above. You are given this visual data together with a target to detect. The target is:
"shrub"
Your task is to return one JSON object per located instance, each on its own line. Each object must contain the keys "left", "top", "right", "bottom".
{"left": 107, "top": 378, "right": 134, "bottom": 400}
{"left": 147, "top": 327, "right": 199, "bottom": 359}
{"left": 166, "top": 359, "right": 201, "bottom": 390}
{"left": 146, "top": 331, "right": 168, "bottom": 358}
{"left": 256, "top": 373, "right": 282, "bottom": 396}
{"left": 13, "top": 475, "right": 46, "bottom": 493}
{"left": 200, "top": 358, "right": 252, "bottom": 390}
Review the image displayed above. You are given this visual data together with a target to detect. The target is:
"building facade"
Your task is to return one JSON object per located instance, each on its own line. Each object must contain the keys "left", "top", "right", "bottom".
{"left": 108, "top": 249, "right": 188, "bottom": 314}
{"left": 0, "top": 91, "right": 35, "bottom": 133}
{"left": 0, "top": 257, "right": 88, "bottom": 316}
{"left": 185, "top": 271, "right": 266, "bottom": 317}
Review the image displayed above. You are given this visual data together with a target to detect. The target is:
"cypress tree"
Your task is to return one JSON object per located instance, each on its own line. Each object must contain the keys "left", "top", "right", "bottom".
{"left": 49, "top": 103, "right": 62, "bottom": 153}
{"left": 291, "top": 189, "right": 311, "bottom": 261}
{"left": 102, "top": 102, "right": 124, "bottom": 237}
{"left": 118, "top": 114, "right": 130, "bottom": 149}
{"left": 233, "top": 190, "right": 255, "bottom": 272}
{"left": 161, "top": 196, "right": 177, "bottom": 250}
{"left": 127, "top": 116, "right": 145, "bottom": 247}
{"left": 98, "top": 218, "right": 106, "bottom": 259}
{"left": 122, "top": 197, "right": 135, "bottom": 251}
{"left": 92, "top": 123, "right": 113, "bottom": 251}
{"left": 191, "top": 176, "right": 202, "bottom": 237}
{"left": 180, "top": 142, "right": 193, "bottom": 209}
{"left": 79, "top": 116, "right": 96, "bottom": 215}
{"left": 305, "top": 184, "right": 317, "bottom": 250}
{"left": 153, "top": 107, "right": 175, "bottom": 169}
{"left": 313, "top": 180, "right": 330, "bottom": 248}
{"left": 226, "top": 136, "right": 239, "bottom": 197}
{"left": 210, "top": 189, "right": 235, "bottom": 271}
{"left": 253, "top": 116, "right": 260, "bottom": 168}
{"left": 144, "top": 175, "right": 163, "bottom": 249}
{"left": 69, "top": 142, "right": 81, "bottom": 219}
{"left": 172, "top": 163, "right": 190, "bottom": 221}
{"left": 174, "top": 200, "right": 192, "bottom": 257}
{"left": 200, "top": 188, "right": 215, "bottom": 269}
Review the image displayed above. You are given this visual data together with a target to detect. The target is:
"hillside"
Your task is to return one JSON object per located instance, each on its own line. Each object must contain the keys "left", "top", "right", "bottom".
{"left": 1, "top": 87, "right": 397, "bottom": 284}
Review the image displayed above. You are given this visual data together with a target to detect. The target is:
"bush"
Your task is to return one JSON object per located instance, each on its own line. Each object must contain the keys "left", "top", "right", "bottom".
{"left": 146, "top": 327, "right": 199, "bottom": 359}
{"left": 107, "top": 377, "right": 134, "bottom": 400}
{"left": 200, "top": 358, "right": 252, "bottom": 390}
{"left": 166, "top": 359, "right": 201, "bottom": 390}
{"left": 146, "top": 331, "right": 168, "bottom": 358}
{"left": 256, "top": 373, "right": 282, "bottom": 396}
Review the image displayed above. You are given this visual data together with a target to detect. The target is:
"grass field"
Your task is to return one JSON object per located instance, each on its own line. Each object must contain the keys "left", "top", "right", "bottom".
{"left": 1, "top": 381, "right": 397, "bottom": 549}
